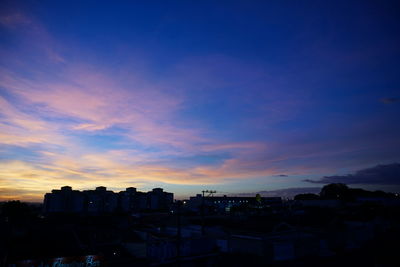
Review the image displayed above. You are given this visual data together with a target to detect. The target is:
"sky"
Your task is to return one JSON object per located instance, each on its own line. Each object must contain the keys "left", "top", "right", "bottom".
{"left": 1, "top": 0, "right": 400, "bottom": 202}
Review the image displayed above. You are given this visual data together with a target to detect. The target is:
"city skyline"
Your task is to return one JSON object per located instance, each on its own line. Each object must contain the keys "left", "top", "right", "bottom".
{"left": 1, "top": 1, "right": 400, "bottom": 202}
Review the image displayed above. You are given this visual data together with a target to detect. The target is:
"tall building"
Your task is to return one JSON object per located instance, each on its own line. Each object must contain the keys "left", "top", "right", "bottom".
{"left": 119, "top": 187, "right": 137, "bottom": 212}
{"left": 85, "top": 186, "right": 118, "bottom": 214}
{"left": 43, "top": 186, "right": 84, "bottom": 213}
{"left": 119, "top": 187, "right": 148, "bottom": 212}
{"left": 148, "top": 188, "right": 174, "bottom": 210}
{"left": 43, "top": 186, "right": 174, "bottom": 214}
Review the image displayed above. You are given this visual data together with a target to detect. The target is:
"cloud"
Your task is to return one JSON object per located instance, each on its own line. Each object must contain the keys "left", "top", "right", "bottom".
{"left": 0, "top": 11, "right": 65, "bottom": 63}
{"left": 304, "top": 163, "right": 400, "bottom": 185}
{"left": 0, "top": 95, "right": 67, "bottom": 147}
{"left": 0, "top": 187, "right": 44, "bottom": 202}
{"left": 2, "top": 8, "right": 400, "bottom": 202}
{"left": 200, "top": 142, "right": 266, "bottom": 152}
{"left": 233, "top": 187, "right": 321, "bottom": 198}
{"left": 380, "top": 97, "right": 400, "bottom": 104}
{"left": 0, "top": 12, "right": 32, "bottom": 28}
{"left": 0, "top": 63, "right": 204, "bottom": 150}
{"left": 0, "top": 61, "right": 286, "bottom": 201}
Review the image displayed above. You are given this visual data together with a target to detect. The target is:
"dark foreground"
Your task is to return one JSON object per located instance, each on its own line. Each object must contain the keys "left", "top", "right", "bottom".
{"left": 1, "top": 195, "right": 400, "bottom": 267}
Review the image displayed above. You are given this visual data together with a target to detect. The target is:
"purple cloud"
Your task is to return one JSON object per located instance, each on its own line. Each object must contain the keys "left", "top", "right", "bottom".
{"left": 380, "top": 97, "right": 400, "bottom": 104}
{"left": 233, "top": 187, "right": 321, "bottom": 198}
{"left": 304, "top": 163, "right": 400, "bottom": 185}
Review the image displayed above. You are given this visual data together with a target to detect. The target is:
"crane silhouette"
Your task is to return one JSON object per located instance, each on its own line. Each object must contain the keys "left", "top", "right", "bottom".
{"left": 202, "top": 190, "right": 217, "bottom": 197}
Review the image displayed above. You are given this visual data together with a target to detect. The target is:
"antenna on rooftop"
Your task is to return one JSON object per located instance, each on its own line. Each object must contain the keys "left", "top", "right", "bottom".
{"left": 202, "top": 190, "right": 217, "bottom": 197}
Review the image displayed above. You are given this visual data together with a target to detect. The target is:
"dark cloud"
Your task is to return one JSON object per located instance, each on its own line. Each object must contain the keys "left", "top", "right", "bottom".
{"left": 380, "top": 97, "right": 400, "bottom": 104}
{"left": 275, "top": 174, "right": 288, "bottom": 177}
{"left": 304, "top": 163, "right": 400, "bottom": 185}
{"left": 232, "top": 187, "right": 321, "bottom": 198}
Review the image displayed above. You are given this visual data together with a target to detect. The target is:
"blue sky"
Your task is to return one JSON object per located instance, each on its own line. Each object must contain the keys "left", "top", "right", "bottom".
{"left": 0, "top": 0, "right": 399, "bottom": 201}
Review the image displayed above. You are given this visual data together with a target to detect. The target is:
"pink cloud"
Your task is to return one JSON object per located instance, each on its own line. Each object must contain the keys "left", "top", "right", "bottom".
{"left": 1, "top": 61, "right": 204, "bottom": 149}
{"left": 0, "top": 11, "right": 64, "bottom": 63}
{"left": 0, "top": 13, "right": 32, "bottom": 28}
{"left": 0, "top": 11, "right": 341, "bottom": 202}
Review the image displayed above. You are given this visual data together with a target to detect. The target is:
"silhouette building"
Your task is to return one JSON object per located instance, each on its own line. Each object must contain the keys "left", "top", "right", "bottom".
{"left": 119, "top": 187, "right": 148, "bottom": 212}
{"left": 84, "top": 186, "right": 118, "bottom": 214}
{"left": 43, "top": 186, "right": 84, "bottom": 213}
{"left": 188, "top": 194, "right": 282, "bottom": 212}
{"left": 148, "top": 188, "right": 174, "bottom": 210}
{"left": 43, "top": 186, "right": 174, "bottom": 214}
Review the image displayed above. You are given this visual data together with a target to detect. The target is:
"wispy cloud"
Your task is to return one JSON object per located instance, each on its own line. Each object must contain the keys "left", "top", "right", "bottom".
{"left": 1, "top": 5, "right": 400, "bottom": 202}
{"left": 0, "top": 11, "right": 64, "bottom": 63}
{"left": 0, "top": 12, "right": 32, "bottom": 28}
{"left": 380, "top": 97, "right": 400, "bottom": 104}
{"left": 233, "top": 187, "right": 321, "bottom": 198}
{"left": 304, "top": 163, "right": 400, "bottom": 185}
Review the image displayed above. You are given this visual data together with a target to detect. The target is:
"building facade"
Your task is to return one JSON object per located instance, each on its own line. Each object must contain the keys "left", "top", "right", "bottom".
{"left": 188, "top": 194, "right": 282, "bottom": 212}
{"left": 43, "top": 186, "right": 174, "bottom": 214}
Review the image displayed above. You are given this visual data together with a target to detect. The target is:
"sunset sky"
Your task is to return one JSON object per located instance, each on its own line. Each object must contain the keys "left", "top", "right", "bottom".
{"left": 1, "top": 1, "right": 400, "bottom": 202}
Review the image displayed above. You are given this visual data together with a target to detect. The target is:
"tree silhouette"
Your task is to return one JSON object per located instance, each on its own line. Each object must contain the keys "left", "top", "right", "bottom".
{"left": 320, "top": 183, "right": 349, "bottom": 200}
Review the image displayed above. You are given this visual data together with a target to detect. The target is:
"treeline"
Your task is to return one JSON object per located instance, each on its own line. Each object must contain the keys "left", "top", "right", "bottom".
{"left": 294, "top": 183, "right": 398, "bottom": 201}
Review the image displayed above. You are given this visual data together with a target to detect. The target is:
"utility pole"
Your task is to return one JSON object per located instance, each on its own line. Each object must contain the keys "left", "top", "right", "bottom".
{"left": 176, "top": 200, "right": 182, "bottom": 266}
{"left": 201, "top": 191, "right": 205, "bottom": 235}
{"left": 201, "top": 190, "right": 216, "bottom": 235}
